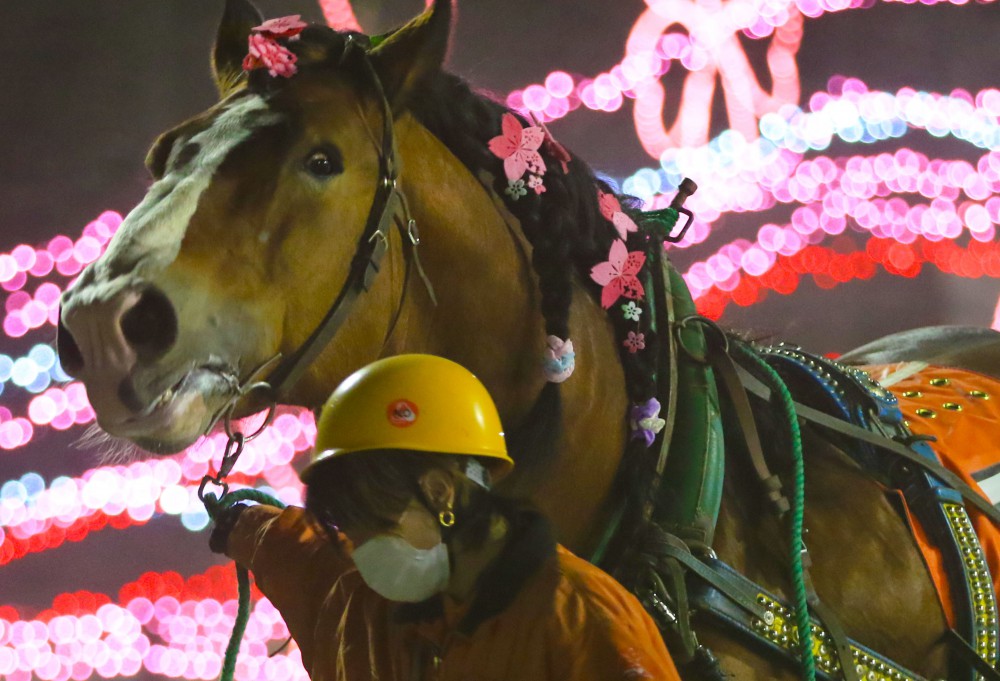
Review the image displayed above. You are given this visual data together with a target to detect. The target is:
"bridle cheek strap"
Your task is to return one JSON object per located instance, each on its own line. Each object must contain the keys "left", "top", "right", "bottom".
{"left": 263, "top": 37, "right": 408, "bottom": 401}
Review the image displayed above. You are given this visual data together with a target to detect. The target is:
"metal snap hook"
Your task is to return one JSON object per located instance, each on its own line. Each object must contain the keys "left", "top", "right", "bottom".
{"left": 407, "top": 219, "right": 420, "bottom": 246}
{"left": 198, "top": 475, "right": 229, "bottom": 504}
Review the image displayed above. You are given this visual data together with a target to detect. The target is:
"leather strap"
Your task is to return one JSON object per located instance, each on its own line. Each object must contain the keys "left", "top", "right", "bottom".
{"left": 805, "top": 576, "right": 862, "bottom": 681}
{"left": 642, "top": 528, "right": 771, "bottom": 622}
{"left": 736, "top": 363, "right": 1000, "bottom": 530}
{"left": 704, "top": 336, "right": 791, "bottom": 516}
{"left": 264, "top": 38, "right": 405, "bottom": 400}
{"left": 945, "top": 629, "right": 1000, "bottom": 681}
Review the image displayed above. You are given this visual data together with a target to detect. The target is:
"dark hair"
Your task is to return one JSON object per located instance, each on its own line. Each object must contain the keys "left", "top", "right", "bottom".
{"left": 303, "top": 450, "right": 433, "bottom": 534}
{"left": 304, "top": 450, "right": 508, "bottom": 550}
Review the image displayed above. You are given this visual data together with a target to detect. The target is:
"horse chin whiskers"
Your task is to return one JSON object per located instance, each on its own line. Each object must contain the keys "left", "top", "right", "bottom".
{"left": 76, "top": 424, "right": 145, "bottom": 465}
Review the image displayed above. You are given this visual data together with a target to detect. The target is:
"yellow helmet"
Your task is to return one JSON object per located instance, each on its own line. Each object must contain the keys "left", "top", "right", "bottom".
{"left": 301, "top": 354, "right": 513, "bottom": 482}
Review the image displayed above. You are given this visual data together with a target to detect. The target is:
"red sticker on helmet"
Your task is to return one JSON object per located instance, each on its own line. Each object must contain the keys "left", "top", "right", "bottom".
{"left": 387, "top": 399, "right": 419, "bottom": 428}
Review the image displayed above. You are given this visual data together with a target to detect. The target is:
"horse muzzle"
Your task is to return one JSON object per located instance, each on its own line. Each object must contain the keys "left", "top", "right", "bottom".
{"left": 57, "top": 282, "right": 236, "bottom": 452}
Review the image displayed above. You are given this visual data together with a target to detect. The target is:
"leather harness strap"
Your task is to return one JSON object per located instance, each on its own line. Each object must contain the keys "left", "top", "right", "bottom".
{"left": 945, "top": 629, "right": 1000, "bottom": 681}
{"left": 701, "top": 336, "right": 859, "bottom": 680}
{"left": 264, "top": 37, "right": 409, "bottom": 401}
{"left": 702, "top": 334, "right": 791, "bottom": 516}
{"left": 736, "top": 364, "right": 1000, "bottom": 530}
{"left": 643, "top": 528, "right": 771, "bottom": 622}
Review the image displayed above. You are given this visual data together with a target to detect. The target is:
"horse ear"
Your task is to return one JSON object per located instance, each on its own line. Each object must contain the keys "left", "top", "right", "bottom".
{"left": 212, "top": 0, "right": 264, "bottom": 98}
{"left": 368, "top": 0, "right": 452, "bottom": 109}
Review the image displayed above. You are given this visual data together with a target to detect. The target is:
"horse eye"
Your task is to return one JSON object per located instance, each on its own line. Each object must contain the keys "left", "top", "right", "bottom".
{"left": 305, "top": 149, "right": 343, "bottom": 178}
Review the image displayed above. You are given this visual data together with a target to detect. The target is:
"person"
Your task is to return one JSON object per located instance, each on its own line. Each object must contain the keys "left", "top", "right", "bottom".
{"left": 210, "top": 354, "right": 681, "bottom": 680}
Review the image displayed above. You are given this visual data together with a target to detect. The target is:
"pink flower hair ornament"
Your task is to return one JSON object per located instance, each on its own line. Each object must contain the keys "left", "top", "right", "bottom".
{"left": 589, "top": 239, "right": 646, "bottom": 309}
{"left": 598, "top": 190, "right": 638, "bottom": 241}
{"left": 531, "top": 114, "right": 572, "bottom": 174}
{"left": 542, "top": 336, "right": 576, "bottom": 383}
{"left": 242, "top": 15, "right": 308, "bottom": 79}
{"left": 623, "top": 331, "right": 646, "bottom": 354}
{"left": 489, "top": 113, "right": 547, "bottom": 199}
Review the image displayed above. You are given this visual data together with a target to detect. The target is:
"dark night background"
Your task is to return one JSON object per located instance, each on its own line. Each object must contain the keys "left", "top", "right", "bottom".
{"left": 0, "top": 1, "right": 997, "bottom": 678}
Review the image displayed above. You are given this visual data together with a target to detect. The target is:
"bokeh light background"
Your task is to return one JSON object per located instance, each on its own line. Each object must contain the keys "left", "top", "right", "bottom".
{"left": 1, "top": 0, "right": 998, "bottom": 678}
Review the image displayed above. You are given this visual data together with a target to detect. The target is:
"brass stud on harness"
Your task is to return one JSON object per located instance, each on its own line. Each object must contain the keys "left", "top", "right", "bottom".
{"left": 970, "top": 390, "right": 991, "bottom": 400}
{"left": 902, "top": 390, "right": 922, "bottom": 398}
{"left": 942, "top": 402, "right": 962, "bottom": 411}
{"left": 929, "top": 377, "right": 951, "bottom": 387}
{"left": 915, "top": 408, "right": 937, "bottom": 418}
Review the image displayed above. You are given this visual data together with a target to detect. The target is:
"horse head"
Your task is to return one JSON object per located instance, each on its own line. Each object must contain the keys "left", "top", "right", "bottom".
{"left": 59, "top": 0, "right": 633, "bottom": 549}
{"left": 58, "top": 0, "right": 461, "bottom": 454}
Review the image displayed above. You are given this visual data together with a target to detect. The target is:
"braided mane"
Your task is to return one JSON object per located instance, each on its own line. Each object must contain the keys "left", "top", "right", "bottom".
{"left": 408, "top": 71, "right": 659, "bottom": 405}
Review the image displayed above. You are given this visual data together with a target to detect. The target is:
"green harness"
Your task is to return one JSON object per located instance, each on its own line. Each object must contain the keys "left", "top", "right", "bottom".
{"left": 601, "top": 208, "right": 1000, "bottom": 681}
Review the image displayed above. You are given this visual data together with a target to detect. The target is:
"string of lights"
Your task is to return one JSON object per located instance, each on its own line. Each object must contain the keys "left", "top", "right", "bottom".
{"left": 0, "top": 573, "right": 305, "bottom": 681}
{"left": 2, "top": 0, "right": 997, "bottom": 677}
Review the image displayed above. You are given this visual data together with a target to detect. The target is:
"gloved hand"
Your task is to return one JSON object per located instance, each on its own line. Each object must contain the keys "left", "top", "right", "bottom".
{"left": 208, "top": 502, "right": 250, "bottom": 554}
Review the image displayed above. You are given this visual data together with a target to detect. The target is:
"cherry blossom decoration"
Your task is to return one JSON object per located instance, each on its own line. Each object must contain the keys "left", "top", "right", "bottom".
{"left": 598, "top": 190, "right": 638, "bottom": 241}
{"left": 623, "top": 331, "right": 646, "bottom": 354}
{"left": 489, "top": 113, "right": 547, "bottom": 199}
{"left": 243, "top": 15, "right": 309, "bottom": 79}
{"left": 589, "top": 239, "right": 646, "bottom": 309}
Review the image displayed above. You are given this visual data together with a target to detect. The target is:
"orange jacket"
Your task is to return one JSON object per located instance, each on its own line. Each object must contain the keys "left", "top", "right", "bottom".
{"left": 226, "top": 504, "right": 682, "bottom": 681}
{"left": 864, "top": 363, "right": 1000, "bottom": 625}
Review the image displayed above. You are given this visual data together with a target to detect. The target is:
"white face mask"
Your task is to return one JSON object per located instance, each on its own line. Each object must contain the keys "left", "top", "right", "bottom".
{"left": 351, "top": 535, "right": 451, "bottom": 603}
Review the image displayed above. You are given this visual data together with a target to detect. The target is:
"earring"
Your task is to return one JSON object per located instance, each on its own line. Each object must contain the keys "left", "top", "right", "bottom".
{"left": 438, "top": 502, "right": 455, "bottom": 528}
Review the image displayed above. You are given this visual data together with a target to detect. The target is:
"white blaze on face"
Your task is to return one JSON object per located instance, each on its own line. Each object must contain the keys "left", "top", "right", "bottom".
{"left": 77, "top": 94, "right": 282, "bottom": 297}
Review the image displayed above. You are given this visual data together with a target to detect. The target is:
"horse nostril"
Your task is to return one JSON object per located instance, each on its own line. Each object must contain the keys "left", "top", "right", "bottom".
{"left": 57, "top": 314, "right": 85, "bottom": 375}
{"left": 120, "top": 287, "right": 178, "bottom": 362}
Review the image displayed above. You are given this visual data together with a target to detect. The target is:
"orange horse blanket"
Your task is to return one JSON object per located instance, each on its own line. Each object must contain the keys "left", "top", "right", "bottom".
{"left": 863, "top": 363, "right": 1000, "bottom": 625}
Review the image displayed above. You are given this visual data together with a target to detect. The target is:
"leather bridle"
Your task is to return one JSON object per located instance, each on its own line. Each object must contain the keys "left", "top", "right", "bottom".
{"left": 263, "top": 36, "right": 410, "bottom": 402}
{"left": 199, "top": 37, "right": 421, "bottom": 501}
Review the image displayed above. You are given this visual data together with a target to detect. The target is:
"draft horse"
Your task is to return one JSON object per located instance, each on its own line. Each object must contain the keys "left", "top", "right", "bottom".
{"left": 58, "top": 1, "right": 1000, "bottom": 678}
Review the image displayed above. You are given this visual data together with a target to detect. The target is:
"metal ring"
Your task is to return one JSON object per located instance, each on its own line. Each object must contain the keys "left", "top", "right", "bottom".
{"left": 675, "top": 314, "right": 730, "bottom": 354}
{"left": 439, "top": 510, "right": 456, "bottom": 528}
{"left": 223, "top": 381, "right": 277, "bottom": 443}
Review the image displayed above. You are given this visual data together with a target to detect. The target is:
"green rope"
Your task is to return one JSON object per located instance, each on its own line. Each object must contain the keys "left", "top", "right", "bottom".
{"left": 203, "top": 488, "right": 287, "bottom": 681}
{"left": 731, "top": 343, "right": 816, "bottom": 681}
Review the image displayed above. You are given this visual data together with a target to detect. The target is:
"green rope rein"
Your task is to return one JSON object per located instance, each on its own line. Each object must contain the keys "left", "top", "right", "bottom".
{"left": 202, "top": 488, "right": 288, "bottom": 681}
{"left": 731, "top": 343, "right": 816, "bottom": 681}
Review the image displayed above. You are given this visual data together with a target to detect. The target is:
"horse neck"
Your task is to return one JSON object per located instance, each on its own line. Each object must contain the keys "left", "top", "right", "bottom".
{"left": 383, "top": 114, "right": 549, "bottom": 422}
{"left": 383, "top": 116, "right": 630, "bottom": 550}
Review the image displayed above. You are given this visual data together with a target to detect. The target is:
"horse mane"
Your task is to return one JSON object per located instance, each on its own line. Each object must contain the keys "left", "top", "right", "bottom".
{"left": 406, "top": 71, "right": 658, "bottom": 403}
